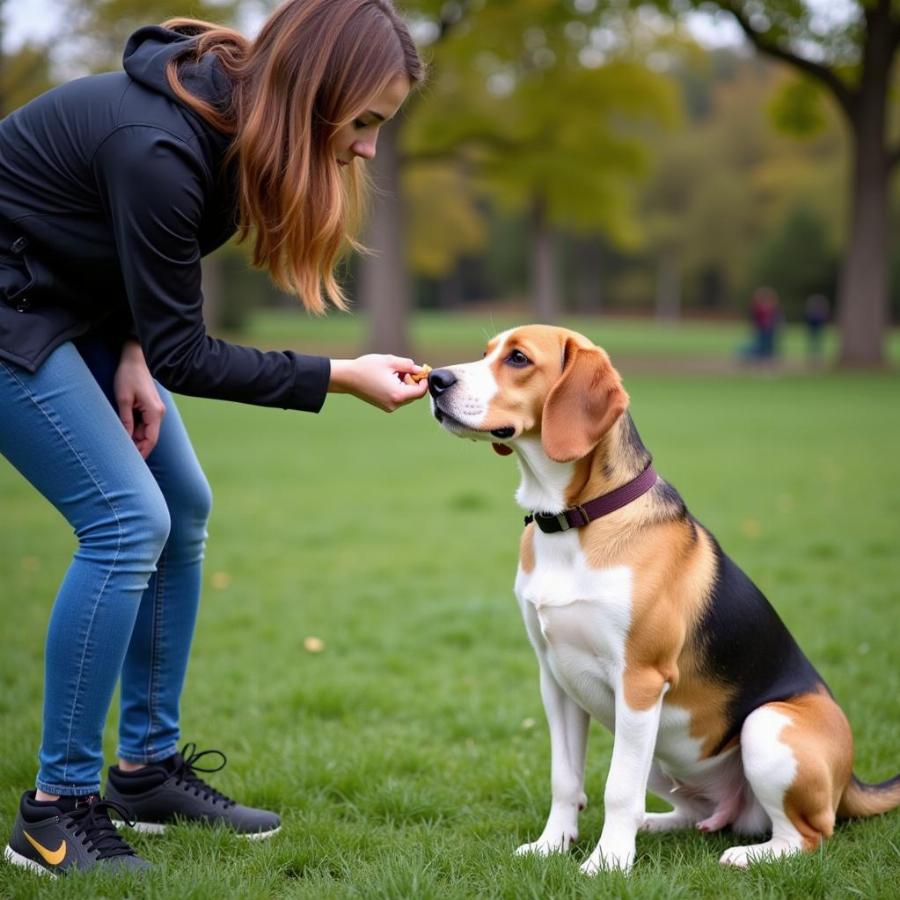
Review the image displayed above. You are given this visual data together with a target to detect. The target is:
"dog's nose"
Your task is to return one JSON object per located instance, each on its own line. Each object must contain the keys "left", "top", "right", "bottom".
{"left": 428, "top": 368, "right": 457, "bottom": 398}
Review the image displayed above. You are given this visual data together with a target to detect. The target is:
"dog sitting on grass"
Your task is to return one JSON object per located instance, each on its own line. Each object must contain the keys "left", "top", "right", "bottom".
{"left": 427, "top": 324, "right": 899, "bottom": 874}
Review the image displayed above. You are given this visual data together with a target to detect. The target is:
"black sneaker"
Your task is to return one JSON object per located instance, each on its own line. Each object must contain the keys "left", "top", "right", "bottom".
{"left": 104, "top": 743, "right": 280, "bottom": 839}
{"left": 4, "top": 791, "right": 151, "bottom": 877}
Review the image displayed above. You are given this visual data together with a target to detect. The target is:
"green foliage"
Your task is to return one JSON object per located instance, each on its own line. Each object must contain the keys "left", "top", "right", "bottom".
{"left": 0, "top": 43, "right": 54, "bottom": 112}
{"left": 637, "top": 55, "right": 848, "bottom": 312}
{"left": 749, "top": 203, "right": 838, "bottom": 318}
{"left": 768, "top": 75, "right": 828, "bottom": 136}
{"left": 403, "top": 0, "right": 680, "bottom": 263}
{"left": 405, "top": 163, "right": 487, "bottom": 277}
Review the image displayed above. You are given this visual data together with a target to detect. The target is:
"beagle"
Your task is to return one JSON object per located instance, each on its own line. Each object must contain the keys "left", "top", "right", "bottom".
{"left": 428, "top": 325, "right": 899, "bottom": 873}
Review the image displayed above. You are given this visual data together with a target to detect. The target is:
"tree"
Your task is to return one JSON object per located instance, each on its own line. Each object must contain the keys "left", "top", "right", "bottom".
{"left": 656, "top": 0, "right": 900, "bottom": 365}
{"left": 354, "top": 0, "right": 470, "bottom": 355}
{"left": 0, "top": 43, "right": 55, "bottom": 113}
{"left": 401, "top": 1, "right": 677, "bottom": 323}
{"left": 640, "top": 53, "right": 846, "bottom": 318}
{"left": 750, "top": 203, "right": 838, "bottom": 318}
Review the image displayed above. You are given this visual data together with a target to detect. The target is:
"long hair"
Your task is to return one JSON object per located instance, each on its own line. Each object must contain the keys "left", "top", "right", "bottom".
{"left": 163, "top": 0, "right": 423, "bottom": 313}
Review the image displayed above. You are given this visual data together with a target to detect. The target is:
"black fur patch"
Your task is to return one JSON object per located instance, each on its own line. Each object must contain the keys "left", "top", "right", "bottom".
{"left": 694, "top": 531, "right": 825, "bottom": 754}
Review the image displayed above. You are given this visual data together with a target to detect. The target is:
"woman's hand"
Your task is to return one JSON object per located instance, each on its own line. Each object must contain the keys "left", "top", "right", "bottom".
{"left": 114, "top": 340, "right": 166, "bottom": 459}
{"left": 329, "top": 355, "right": 429, "bottom": 412}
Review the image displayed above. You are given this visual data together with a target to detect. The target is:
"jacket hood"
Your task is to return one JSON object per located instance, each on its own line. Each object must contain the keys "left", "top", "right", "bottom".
{"left": 123, "top": 26, "right": 234, "bottom": 141}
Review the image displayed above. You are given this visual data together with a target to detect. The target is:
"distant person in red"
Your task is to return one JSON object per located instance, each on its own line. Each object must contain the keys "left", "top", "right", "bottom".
{"left": 743, "top": 287, "right": 782, "bottom": 362}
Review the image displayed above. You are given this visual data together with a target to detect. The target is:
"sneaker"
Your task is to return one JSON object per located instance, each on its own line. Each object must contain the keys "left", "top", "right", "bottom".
{"left": 105, "top": 743, "right": 280, "bottom": 839}
{"left": 4, "top": 791, "right": 151, "bottom": 877}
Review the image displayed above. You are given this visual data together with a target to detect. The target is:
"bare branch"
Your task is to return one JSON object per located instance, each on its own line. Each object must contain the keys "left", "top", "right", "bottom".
{"left": 710, "top": 1, "right": 856, "bottom": 119}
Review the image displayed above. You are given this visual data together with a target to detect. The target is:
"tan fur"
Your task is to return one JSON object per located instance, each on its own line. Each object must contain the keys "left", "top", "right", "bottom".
{"left": 838, "top": 777, "right": 900, "bottom": 818}
{"left": 763, "top": 689, "right": 854, "bottom": 848}
{"left": 520, "top": 524, "right": 536, "bottom": 575}
{"left": 541, "top": 338, "right": 628, "bottom": 463}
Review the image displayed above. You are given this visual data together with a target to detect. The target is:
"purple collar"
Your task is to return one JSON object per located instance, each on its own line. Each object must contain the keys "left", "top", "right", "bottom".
{"left": 524, "top": 463, "right": 658, "bottom": 534}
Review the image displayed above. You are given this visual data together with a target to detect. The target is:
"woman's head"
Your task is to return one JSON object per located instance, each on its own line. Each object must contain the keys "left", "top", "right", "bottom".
{"left": 164, "top": 0, "right": 423, "bottom": 313}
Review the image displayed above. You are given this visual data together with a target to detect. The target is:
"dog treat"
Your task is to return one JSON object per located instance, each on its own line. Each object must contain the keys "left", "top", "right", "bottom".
{"left": 409, "top": 364, "right": 432, "bottom": 383}
{"left": 405, "top": 364, "right": 432, "bottom": 384}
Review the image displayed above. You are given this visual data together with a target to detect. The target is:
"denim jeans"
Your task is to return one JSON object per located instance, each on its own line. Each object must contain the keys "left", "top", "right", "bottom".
{"left": 0, "top": 338, "right": 211, "bottom": 796}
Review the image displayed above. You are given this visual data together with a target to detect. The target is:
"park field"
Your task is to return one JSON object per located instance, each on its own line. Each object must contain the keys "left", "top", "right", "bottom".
{"left": 1, "top": 316, "right": 899, "bottom": 898}
{"left": 226, "top": 308, "right": 900, "bottom": 370}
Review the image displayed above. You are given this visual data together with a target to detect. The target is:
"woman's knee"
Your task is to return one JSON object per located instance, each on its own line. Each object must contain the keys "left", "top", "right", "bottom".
{"left": 77, "top": 487, "right": 171, "bottom": 569}
{"left": 167, "top": 466, "right": 213, "bottom": 534}
{"left": 158, "top": 466, "right": 213, "bottom": 566}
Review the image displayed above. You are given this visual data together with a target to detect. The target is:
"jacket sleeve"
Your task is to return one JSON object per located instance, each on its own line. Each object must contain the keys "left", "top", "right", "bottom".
{"left": 91, "top": 124, "right": 331, "bottom": 412}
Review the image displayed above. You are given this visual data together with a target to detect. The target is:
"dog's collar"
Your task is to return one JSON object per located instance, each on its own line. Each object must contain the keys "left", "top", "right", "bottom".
{"left": 524, "top": 462, "right": 658, "bottom": 534}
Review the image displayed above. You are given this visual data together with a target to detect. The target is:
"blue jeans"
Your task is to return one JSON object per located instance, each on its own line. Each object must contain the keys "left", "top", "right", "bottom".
{"left": 0, "top": 339, "right": 211, "bottom": 796}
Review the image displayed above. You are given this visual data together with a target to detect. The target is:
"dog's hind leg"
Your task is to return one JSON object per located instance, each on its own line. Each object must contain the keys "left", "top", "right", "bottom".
{"left": 720, "top": 690, "right": 852, "bottom": 868}
{"left": 516, "top": 662, "right": 590, "bottom": 856}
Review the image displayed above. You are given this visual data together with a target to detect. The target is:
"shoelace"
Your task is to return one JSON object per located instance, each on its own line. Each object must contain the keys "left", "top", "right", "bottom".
{"left": 172, "top": 743, "right": 236, "bottom": 808}
{"left": 65, "top": 797, "right": 137, "bottom": 860}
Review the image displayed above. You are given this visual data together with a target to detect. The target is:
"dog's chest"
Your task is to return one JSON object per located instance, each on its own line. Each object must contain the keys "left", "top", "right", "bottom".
{"left": 515, "top": 532, "right": 633, "bottom": 724}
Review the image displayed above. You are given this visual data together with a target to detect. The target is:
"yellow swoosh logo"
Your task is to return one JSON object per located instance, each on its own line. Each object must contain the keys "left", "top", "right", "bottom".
{"left": 23, "top": 830, "right": 67, "bottom": 866}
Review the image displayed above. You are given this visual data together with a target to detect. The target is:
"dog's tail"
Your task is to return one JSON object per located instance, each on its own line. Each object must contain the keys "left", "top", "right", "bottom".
{"left": 837, "top": 774, "right": 900, "bottom": 819}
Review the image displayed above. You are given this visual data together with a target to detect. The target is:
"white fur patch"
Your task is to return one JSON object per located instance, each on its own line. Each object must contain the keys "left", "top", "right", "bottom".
{"left": 430, "top": 330, "right": 508, "bottom": 435}
{"left": 514, "top": 437, "right": 576, "bottom": 515}
{"left": 516, "top": 536, "right": 632, "bottom": 728}
{"left": 719, "top": 706, "right": 804, "bottom": 866}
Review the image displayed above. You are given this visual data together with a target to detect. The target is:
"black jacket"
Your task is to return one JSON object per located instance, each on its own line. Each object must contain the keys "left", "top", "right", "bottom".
{"left": 0, "top": 26, "right": 330, "bottom": 412}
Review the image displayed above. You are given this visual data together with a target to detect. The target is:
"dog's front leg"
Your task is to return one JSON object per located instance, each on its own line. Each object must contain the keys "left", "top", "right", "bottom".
{"left": 516, "top": 662, "right": 590, "bottom": 856}
{"left": 580, "top": 679, "right": 667, "bottom": 875}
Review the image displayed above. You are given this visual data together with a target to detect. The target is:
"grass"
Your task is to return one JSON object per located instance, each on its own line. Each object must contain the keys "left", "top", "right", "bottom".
{"left": 226, "top": 307, "right": 900, "bottom": 369}
{"left": 1, "top": 317, "right": 899, "bottom": 898}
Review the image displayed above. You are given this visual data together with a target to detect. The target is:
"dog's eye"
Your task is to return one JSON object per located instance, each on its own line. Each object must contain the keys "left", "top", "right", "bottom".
{"left": 506, "top": 349, "right": 531, "bottom": 368}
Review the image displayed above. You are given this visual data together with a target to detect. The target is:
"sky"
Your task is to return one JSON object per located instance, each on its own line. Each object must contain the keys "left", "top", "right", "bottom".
{"left": 3, "top": 1, "right": 61, "bottom": 48}
{"left": 2, "top": 1, "right": 747, "bottom": 53}
{"left": 1, "top": 1, "right": 267, "bottom": 49}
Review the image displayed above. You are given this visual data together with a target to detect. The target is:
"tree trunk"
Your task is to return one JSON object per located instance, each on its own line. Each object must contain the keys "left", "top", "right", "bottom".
{"left": 530, "top": 193, "right": 561, "bottom": 322}
{"left": 655, "top": 249, "right": 681, "bottom": 323}
{"left": 838, "top": 17, "right": 892, "bottom": 367}
{"left": 359, "top": 121, "right": 411, "bottom": 357}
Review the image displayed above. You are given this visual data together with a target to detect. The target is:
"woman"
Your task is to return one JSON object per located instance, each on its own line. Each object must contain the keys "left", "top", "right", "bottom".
{"left": 0, "top": 0, "right": 425, "bottom": 875}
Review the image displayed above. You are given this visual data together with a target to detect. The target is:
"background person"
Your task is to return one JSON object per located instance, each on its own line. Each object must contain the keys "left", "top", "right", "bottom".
{"left": 804, "top": 293, "right": 830, "bottom": 365}
{"left": 0, "top": 0, "right": 424, "bottom": 876}
{"left": 741, "top": 286, "right": 782, "bottom": 363}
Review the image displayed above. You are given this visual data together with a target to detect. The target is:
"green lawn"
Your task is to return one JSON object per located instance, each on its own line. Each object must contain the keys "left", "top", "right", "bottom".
{"left": 226, "top": 308, "right": 900, "bottom": 369}
{"left": 1, "top": 335, "right": 899, "bottom": 898}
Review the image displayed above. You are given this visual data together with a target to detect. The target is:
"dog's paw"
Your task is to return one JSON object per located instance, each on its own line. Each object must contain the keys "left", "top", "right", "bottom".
{"left": 719, "top": 839, "right": 802, "bottom": 868}
{"left": 580, "top": 843, "right": 634, "bottom": 875}
{"left": 515, "top": 832, "right": 575, "bottom": 857}
{"left": 640, "top": 811, "right": 694, "bottom": 833}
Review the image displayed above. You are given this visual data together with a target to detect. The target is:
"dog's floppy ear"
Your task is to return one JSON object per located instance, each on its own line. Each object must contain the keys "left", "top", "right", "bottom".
{"left": 541, "top": 338, "right": 628, "bottom": 463}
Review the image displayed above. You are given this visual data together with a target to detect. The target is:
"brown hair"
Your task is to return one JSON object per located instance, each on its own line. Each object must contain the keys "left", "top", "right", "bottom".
{"left": 163, "top": 0, "right": 423, "bottom": 313}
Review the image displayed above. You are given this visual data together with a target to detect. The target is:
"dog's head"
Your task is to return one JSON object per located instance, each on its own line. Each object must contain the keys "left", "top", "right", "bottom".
{"left": 429, "top": 325, "right": 628, "bottom": 463}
